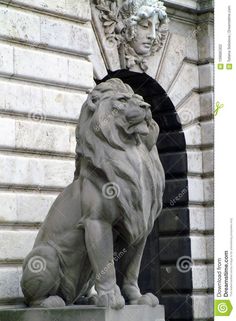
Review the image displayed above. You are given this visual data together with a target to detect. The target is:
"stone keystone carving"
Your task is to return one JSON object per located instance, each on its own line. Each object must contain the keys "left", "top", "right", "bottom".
{"left": 21, "top": 79, "right": 165, "bottom": 310}
{"left": 94, "top": 0, "right": 169, "bottom": 71}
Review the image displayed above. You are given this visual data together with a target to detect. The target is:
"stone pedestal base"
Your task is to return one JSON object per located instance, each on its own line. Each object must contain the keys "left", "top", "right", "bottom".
{"left": 0, "top": 305, "right": 165, "bottom": 321}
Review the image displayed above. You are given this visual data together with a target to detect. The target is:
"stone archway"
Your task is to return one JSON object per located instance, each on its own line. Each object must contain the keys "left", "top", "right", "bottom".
{"left": 97, "top": 70, "right": 192, "bottom": 321}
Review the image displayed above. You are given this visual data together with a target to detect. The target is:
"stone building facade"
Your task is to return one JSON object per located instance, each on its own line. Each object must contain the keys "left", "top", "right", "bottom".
{"left": 0, "top": 0, "right": 213, "bottom": 320}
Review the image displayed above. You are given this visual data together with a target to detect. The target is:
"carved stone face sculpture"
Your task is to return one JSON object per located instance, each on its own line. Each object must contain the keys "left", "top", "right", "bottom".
{"left": 129, "top": 14, "right": 160, "bottom": 55}
{"left": 20, "top": 79, "right": 165, "bottom": 310}
{"left": 95, "top": 0, "right": 168, "bottom": 71}
{"left": 121, "top": 1, "right": 168, "bottom": 56}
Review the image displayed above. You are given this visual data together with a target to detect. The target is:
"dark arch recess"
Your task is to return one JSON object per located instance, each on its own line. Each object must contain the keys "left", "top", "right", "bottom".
{"left": 97, "top": 70, "right": 193, "bottom": 321}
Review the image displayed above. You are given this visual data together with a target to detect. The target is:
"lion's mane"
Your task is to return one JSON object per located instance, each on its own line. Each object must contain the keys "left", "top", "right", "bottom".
{"left": 74, "top": 79, "right": 165, "bottom": 243}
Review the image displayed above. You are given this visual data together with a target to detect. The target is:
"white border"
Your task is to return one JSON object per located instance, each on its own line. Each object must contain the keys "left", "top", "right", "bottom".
{"left": 215, "top": 0, "right": 236, "bottom": 318}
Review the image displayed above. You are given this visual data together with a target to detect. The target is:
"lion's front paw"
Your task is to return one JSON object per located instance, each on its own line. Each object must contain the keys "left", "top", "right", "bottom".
{"left": 38, "top": 296, "right": 66, "bottom": 308}
{"left": 129, "top": 293, "right": 159, "bottom": 307}
{"left": 97, "top": 286, "right": 125, "bottom": 310}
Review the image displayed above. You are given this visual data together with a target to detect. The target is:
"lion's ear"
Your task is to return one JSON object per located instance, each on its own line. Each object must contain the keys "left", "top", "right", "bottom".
{"left": 87, "top": 94, "right": 99, "bottom": 112}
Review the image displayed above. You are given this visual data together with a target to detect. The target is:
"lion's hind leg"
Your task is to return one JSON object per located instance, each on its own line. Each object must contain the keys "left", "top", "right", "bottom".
{"left": 21, "top": 244, "right": 65, "bottom": 307}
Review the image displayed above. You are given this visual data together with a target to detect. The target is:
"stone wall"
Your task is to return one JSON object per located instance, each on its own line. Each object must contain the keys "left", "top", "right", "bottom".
{"left": 160, "top": 3, "right": 214, "bottom": 320}
{"left": 0, "top": 0, "right": 93, "bottom": 307}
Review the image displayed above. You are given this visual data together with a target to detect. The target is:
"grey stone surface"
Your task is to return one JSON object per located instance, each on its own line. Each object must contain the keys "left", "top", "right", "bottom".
{"left": 0, "top": 0, "right": 92, "bottom": 22}
{"left": 20, "top": 79, "right": 165, "bottom": 310}
{"left": 0, "top": 305, "right": 165, "bottom": 321}
{"left": 198, "top": 0, "right": 214, "bottom": 11}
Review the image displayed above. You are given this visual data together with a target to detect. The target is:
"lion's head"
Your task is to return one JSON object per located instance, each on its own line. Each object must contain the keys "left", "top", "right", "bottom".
{"left": 76, "top": 79, "right": 159, "bottom": 153}
{"left": 92, "top": 84, "right": 152, "bottom": 137}
{"left": 75, "top": 79, "right": 165, "bottom": 241}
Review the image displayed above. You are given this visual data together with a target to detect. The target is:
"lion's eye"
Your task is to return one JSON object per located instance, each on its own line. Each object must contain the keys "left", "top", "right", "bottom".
{"left": 91, "top": 96, "right": 99, "bottom": 104}
{"left": 119, "top": 98, "right": 127, "bottom": 103}
{"left": 112, "top": 107, "right": 119, "bottom": 114}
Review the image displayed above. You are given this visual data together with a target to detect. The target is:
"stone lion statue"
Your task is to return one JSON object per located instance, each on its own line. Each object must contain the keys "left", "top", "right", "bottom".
{"left": 21, "top": 79, "right": 165, "bottom": 310}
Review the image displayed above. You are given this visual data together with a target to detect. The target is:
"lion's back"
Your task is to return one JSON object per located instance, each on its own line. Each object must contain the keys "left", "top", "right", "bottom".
{"left": 34, "top": 180, "right": 83, "bottom": 247}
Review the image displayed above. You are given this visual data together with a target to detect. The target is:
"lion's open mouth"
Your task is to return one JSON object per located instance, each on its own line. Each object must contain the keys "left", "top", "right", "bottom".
{"left": 128, "top": 119, "right": 149, "bottom": 135}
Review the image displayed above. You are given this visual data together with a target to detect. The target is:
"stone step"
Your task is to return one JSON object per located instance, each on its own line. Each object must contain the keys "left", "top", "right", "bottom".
{"left": 0, "top": 305, "right": 165, "bottom": 321}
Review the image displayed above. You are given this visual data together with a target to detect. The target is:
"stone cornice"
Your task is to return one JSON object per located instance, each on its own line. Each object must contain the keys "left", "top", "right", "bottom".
{"left": 164, "top": 0, "right": 214, "bottom": 14}
{"left": 165, "top": 3, "right": 214, "bottom": 25}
